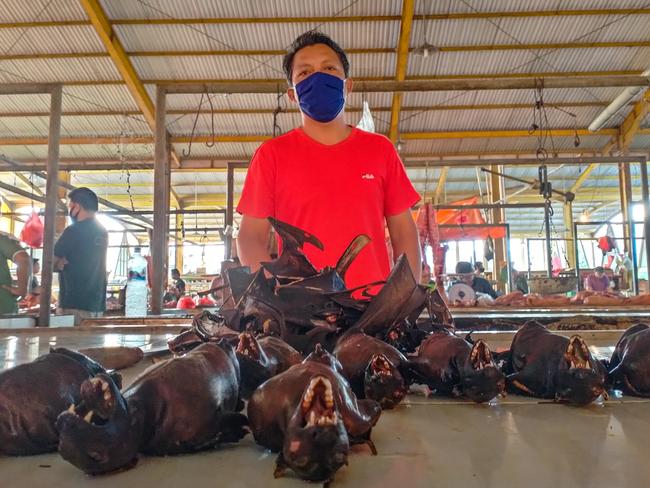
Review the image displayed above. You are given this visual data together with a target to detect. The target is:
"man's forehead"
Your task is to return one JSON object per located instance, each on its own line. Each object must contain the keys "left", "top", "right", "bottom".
{"left": 293, "top": 44, "right": 340, "bottom": 64}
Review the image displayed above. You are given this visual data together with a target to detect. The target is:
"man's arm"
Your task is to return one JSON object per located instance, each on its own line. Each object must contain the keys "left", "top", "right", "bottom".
{"left": 4, "top": 250, "right": 32, "bottom": 297}
{"left": 53, "top": 228, "right": 71, "bottom": 271}
{"left": 386, "top": 209, "right": 422, "bottom": 283}
{"left": 237, "top": 215, "right": 272, "bottom": 272}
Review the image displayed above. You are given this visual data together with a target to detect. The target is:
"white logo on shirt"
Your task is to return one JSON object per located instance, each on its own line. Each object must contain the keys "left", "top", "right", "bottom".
{"left": 361, "top": 173, "right": 375, "bottom": 180}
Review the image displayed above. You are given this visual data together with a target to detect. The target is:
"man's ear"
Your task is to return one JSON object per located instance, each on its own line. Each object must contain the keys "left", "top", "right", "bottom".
{"left": 287, "top": 87, "right": 297, "bottom": 103}
{"left": 344, "top": 78, "right": 353, "bottom": 99}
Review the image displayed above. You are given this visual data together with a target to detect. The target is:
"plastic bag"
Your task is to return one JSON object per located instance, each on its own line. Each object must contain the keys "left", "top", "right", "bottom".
{"left": 20, "top": 211, "right": 44, "bottom": 248}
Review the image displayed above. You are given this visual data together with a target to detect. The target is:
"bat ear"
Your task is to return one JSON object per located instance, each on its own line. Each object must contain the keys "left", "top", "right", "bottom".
{"left": 274, "top": 452, "right": 289, "bottom": 478}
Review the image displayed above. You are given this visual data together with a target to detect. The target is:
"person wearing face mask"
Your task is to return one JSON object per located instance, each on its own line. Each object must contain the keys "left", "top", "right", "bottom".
{"left": 237, "top": 31, "right": 421, "bottom": 289}
{"left": 53, "top": 187, "right": 108, "bottom": 325}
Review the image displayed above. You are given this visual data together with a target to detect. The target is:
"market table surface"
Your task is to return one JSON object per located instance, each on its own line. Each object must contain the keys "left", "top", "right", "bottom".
{"left": 1, "top": 329, "right": 648, "bottom": 487}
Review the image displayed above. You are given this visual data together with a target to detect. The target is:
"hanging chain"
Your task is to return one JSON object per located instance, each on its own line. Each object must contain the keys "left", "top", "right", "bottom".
{"left": 272, "top": 90, "right": 285, "bottom": 137}
{"left": 183, "top": 93, "right": 205, "bottom": 158}
{"left": 205, "top": 90, "right": 216, "bottom": 148}
{"left": 118, "top": 116, "right": 135, "bottom": 212}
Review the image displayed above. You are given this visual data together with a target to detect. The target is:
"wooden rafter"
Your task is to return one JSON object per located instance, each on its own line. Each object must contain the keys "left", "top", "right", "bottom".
{"left": 2, "top": 8, "right": 650, "bottom": 29}
{"left": 603, "top": 88, "right": 650, "bottom": 153}
{"left": 4, "top": 40, "right": 650, "bottom": 61}
{"left": 570, "top": 163, "right": 599, "bottom": 193}
{"left": 0, "top": 128, "right": 635, "bottom": 146}
{"left": 433, "top": 167, "right": 449, "bottom": 204}
{"left": 79, "top": 0, "right": 181, "bottom": 167}
{"left": 388, "top": 0, "right": 415, "bottom": 143}
{"left": 0, "top": 101, "right": 616, "bottom": 118}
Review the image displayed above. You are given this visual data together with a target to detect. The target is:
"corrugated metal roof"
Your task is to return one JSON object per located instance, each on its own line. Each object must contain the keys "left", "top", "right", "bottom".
{"left": 171, "top": 141, "right": 262, "bottom": 158}
{"left": 131, "top": 52, "right": 396, "bottom": 80}
{"left": 0, "top": 25, "right": 104, "bottom": 55}
{"left": 55, "top": 144, "right": 153, "bottom": 160}
{"left": 425, "top": 0, "right": 650, "bottom": 14}
{"left": 0, "top": 0, "right": 87, "bottom": 21}
{"left": 400, "top": 87, "right": 626, "bottom": 107}
{"left": 399, "top": 106, "right": 604, "bottom": 132}
{"left": 409, "top": 15, "right": 650, "bottom": 47}
{"left": 101, "top": 0, "right": 402, "bottom": 20}
{"left": 0, "top": 114, "right": 151, "bottom": 137}
{"left": 407, "top": 46, "right": 650, "bottom": 77}
{"left": 116, "top": 21, "right": 400, "bottom": 51}
{"left": 0, "top": 58, "right": 120, "bottom": 83}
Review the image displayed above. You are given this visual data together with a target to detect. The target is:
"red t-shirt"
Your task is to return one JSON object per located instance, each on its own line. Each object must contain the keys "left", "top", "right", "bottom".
{"left": 236, "top": 127, "right": 420, "bottom": 289}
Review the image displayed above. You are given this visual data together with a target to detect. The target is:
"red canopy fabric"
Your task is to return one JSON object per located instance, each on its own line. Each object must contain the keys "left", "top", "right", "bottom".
{"left": 435, "top": 196, "right": 506, "bottom": 240}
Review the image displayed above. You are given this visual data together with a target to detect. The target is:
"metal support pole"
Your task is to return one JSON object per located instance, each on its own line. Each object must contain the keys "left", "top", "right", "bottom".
{"left": 38, "top": 85, "right": 62, "bottom": 327}
{"left": 505, "top": 224, "right": 512, "bottom": 293}
{"left": 642, "top": 160, "right": 650, "bottom": 292}
{"left": 564, "top": 202, "right": 576, "bottom": 268}
{"left": 628, "top": 200, "right": 639, "bottom": 295}
{"left": 56, "top": 171, "right": 70, "bottom": 234}
{"left": 618, "top": 162, "right": 633, "bottom": 254}
{"left": 544, "top": 201, "right": 553, "bottom": 277}
{"left": 574, "top": 222, "right": 581, "bottom": 290}
{"left": 225, "top": 162, "right": 235, "bottom": 259}
{"left": 151, "top": 86, "right": 169, "bottom": 315}
{"left": 175, "top": 212, "right": 184, "bottom": 271}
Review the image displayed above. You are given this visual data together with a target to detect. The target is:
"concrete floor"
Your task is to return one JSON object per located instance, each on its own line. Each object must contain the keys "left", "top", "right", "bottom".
{"left": 1, "top": 329, "right": 649, "bottom": 487}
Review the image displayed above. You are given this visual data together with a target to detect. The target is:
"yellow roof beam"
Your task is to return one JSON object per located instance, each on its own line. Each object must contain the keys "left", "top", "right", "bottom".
{"left": 80, "top": 0, "right": 155, "bottom": 128}
{"left": 170, "top": 188, "right": 182, "bottom": 209}
{"left": 402, "top": 128, "right": 621, "bottom": 139}
{"left": 79, "top": 0, "right": 181, "bottom": 168}
{"left": 13, "top": 69, "right": 641, "bottom": 87}
{"left": 3, "top": 8, "right": 650, "bottom": 29}
{"left": 0, "top": 101, "right": 612, "bottom": 118}
{"left": 433, "top": 167, "right": 449, "bottom": 204}
{"left": 388, "top": 0, "right": 415, "bottom": 143}
{"left": 570, "top": 163, "right": 599, "bottom": 193}
{"left": 605, "top": 88, "right": 650, "bottom": 153}
{"left": 1, "top": 128, "right": 634, "bottom": 146}
{"left": 6, "top": 41, "right": 650, "bottom": 61}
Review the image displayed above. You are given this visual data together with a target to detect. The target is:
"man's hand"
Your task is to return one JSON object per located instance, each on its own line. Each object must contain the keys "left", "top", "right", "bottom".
{"left": 237, "top": 215, "right": 272, "bottom": 272}
{"left": 386, "top": 209, "right": 422, "bottom": 284}
{"left": 11, "top": 250, "right": 31, "bottom": 298}
{"left": 2, "top": 284, "right": 24, "bottom": 297}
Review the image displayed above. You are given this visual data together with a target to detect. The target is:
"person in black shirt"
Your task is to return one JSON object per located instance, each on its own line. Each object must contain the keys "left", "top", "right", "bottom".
{"left": 30, "top": 258, "right": 41, "bottom": 294}
{"left": 455, "top": 261, "right": 499, "bottom": 299}
{"left": 171, "top": 268, "right": 186, "bottom": 297}
{"left": 54, "top": 188, "right": 108, "bottom": 325}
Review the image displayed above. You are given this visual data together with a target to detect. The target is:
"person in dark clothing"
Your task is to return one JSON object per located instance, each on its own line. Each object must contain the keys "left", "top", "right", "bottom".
{"left": 171, "top": 268, "right": 186, "bottom": 296}
{"left": 455, "top": 261, "right": 499, "bottom": 299}
{"left": 30, "top": 258, "right": 41, "bottom": 294}
{"left": 54, "top": 187, "right": 108, "bottom": 325}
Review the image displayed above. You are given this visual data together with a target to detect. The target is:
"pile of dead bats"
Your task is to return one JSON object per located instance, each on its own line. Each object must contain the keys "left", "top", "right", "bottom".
{"left": 2, "top": 217, "right": 650, "bottom": 485}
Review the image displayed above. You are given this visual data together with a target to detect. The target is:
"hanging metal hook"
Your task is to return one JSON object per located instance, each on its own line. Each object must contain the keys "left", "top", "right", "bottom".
{"left": 183, "top": 93, "right": 205, "bottom": 157}
{"left": 205, "top": 91, "right": 216, "bottom": 148}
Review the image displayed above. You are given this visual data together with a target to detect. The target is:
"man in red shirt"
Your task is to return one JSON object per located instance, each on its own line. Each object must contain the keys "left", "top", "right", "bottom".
{"left": 237, "top": 32, "right": 421, "bottom": 289}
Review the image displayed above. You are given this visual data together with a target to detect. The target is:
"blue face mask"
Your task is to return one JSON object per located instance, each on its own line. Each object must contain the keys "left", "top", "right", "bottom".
{"left": 294, "top": 71, "right": 345, "bottom": 123}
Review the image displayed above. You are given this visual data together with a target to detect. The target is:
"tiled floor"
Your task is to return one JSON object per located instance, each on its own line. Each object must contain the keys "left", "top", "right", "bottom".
{"left": 1, "top": 328, "right": 649, "bottom": 487}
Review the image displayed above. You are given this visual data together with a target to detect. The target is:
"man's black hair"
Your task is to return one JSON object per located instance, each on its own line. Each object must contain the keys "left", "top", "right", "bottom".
{"left": 455, "top": 261, "right": 474, "bottom": 274}
{"left": 282, "top": 31, "right": 350, "bottom": 84}
{"left": 171, "top": 268, "right": 180, "bottom": 275}
{"left": 68, "top": 187, "right": 99, "bottom": 212}
{"left": 32, "top": 258, "right": 39, "bottom": 265}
